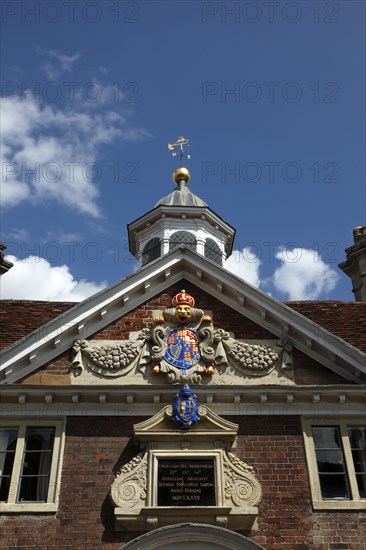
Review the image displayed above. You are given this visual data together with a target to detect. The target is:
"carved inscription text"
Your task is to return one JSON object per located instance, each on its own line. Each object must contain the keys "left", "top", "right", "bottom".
{"left": 157, "top": 458, "right": 215, "bottom": 506}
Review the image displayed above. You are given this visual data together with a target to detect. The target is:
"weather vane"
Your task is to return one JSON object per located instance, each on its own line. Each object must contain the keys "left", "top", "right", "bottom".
{"left": 168, "top": 136, "right": 191, "bottom": 167}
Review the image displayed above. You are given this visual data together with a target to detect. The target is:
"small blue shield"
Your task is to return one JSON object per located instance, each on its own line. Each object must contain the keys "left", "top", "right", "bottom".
{"left": 172, "top": 384, "right": 200, "bottom": 430}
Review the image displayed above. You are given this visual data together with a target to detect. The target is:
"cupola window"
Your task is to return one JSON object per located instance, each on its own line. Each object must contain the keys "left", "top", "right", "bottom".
{"left": 205, "top": 238, "right": 222, "bottom": 265}
{"left": 142, "top": 238, "right": 161, "bottom": 266}
{"left": 169, "top": 231, "right": 196, "bottom": 253}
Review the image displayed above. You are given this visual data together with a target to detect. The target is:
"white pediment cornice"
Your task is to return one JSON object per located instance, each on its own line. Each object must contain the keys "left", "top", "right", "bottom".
{"left": 1, "top": 249, "right": 365, "bottom": 384}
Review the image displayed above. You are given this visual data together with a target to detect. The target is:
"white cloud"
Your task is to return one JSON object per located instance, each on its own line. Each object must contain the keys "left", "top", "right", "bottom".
{"left": 224, "top": 246, "right": 339, "bottom": 300}
{"left": 97, "top": 66, "right": 112, "bottom": 75}
{"left": 41, "top": 230, "right": 83, "bottom": 244}
{"left": 271, "top": 248, "right": 339, "bottom": 300}
{"left": 1, "top": 255, "right": 107, "bottom": 302}
{"left": 5, "top": 228, "right": 30, "bottom": 241}
{"left": 224, "top": 247, "right": 261, "bottom": 287}
{"left": 36, "top": 48, "right": 81, "bottom": 79}
{"left": 48, "top": 50, "right": 81, "bottom": 71}
{"left": 1, "top": 96, "right": 150, "bottom": 216}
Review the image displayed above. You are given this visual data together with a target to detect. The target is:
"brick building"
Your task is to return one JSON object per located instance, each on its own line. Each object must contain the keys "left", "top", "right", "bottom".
{"left": 1, "top": 159, "right": 365, "bottom": 549}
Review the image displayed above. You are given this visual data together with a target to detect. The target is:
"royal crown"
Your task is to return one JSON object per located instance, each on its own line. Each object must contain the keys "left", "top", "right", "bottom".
{"left": 172, "top": 289, "right": 195, "bottom": 308}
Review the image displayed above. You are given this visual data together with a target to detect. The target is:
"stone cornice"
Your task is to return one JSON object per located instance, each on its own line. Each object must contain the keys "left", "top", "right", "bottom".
{"left": 1, "top": 384, "right": 365, "bottom": 417}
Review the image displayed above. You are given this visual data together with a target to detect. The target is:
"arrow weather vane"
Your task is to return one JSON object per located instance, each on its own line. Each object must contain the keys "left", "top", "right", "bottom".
{"left": 168, "top": 136, "right": 191, "bottom": 167}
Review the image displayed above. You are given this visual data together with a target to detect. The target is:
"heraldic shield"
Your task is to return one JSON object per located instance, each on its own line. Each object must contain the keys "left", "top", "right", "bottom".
{"left": 164, "top": 328, "right": 200, "bottom": 370}
{"left": 172, "top": 384, "right": 200, "bottom": 430}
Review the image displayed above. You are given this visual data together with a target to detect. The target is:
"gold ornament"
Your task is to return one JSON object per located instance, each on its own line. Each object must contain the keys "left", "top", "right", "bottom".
{"left": 202, "top": 315, "right": 212, "bottom": 323}
{"left": 153, "top": 315, "right": 164, "bottom": 324}
{"left": 205, "top": 366, "right": 215, "bottom": 376}
{"left": 173, "top": 166, "right": 191, "bottom": 184}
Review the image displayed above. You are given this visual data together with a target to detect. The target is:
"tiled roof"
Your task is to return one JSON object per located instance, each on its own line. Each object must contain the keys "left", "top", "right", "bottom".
{"left": 285, "top": 301, "right": 366, "bottom": 354}
{"left": 1, "top": 299, "right": 365, "bottom": 353}
{"left": 0, "top": 300, "right": 76, "bottom": 351}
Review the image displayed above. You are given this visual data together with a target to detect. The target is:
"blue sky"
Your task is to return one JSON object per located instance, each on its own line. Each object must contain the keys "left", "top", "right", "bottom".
{"left": 1, "top": 0, "right": 365, "bottom": 301}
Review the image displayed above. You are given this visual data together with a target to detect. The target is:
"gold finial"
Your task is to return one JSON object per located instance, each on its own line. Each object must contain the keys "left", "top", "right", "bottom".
{"left": 172, "top": 167, "right": 190, "bottom": 184}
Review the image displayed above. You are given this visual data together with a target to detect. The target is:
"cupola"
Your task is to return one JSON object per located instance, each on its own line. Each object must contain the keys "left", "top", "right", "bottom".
{"left": 128, "top": 137, "right": 235, "bottom": 268}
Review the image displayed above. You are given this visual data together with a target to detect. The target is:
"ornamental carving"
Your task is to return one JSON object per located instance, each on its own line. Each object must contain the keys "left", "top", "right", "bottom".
{"left": 110, "top": 404, "right": 262, "bottom": 531}
{"left": 223, "top": 452, "right": 262, "bottom": 508}
{"left": 71, "top": 289, "right": 293, "bottom": 384}
{"left": 111, "top": 452, "right": 147, "bottom": 514}
{"left": 71, "top": 329, "right": 151, "bottom": 378}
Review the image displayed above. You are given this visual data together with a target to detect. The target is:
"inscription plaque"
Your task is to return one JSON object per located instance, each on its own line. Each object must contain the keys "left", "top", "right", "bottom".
{"left": 157, "top": 458, "right": 216, "bottom": 506}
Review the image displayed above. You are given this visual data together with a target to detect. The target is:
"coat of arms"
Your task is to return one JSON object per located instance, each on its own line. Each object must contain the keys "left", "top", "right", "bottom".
{"left": 157, "top": 290, "right": 210, "bottom": 381}
{"left": 172, "top": 384, "right": 200, "bottom": 430}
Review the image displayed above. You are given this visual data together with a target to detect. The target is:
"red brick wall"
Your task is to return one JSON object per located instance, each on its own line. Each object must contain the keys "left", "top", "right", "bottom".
{"left": 1, "top": 415, "right": 365, "bottom": 549}
{"left": 20, "top": 351, "right": 71, "bottom": 383}
{"left": 92, "top": 281, "right": 275, "bottom": 341}
{"left": 235, "top": 416, "right": 365, "bottom": 549}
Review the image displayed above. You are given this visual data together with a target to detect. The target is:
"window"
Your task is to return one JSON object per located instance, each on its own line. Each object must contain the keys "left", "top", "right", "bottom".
{"left": 142, "top": 238, "right": 161, "bottom": 266}
{"left": 0, "top": 419, "right": 65, "bottom": 512}
{"left": 348, "top": 426, "right": 366, "bottom": 499}
{"left": 303, "top": 419, "right": 366, "bottom": 510}
{"left": 204, "top": 238, "right": 222, "bottom": 265}
{"left": 169, "top": 231, "right": 196, "bottom": 253}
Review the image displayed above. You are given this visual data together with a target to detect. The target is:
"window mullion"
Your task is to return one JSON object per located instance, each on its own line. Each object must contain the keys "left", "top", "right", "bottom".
{"left": 303, "top": 423, "right": 322, "bottom": 502}
{"left": 47, "top": 424, "right": 61, "bottom": 502}
{"left": 7, "top": 425, "right": 25, "bottom": 504}
{"left": 342, "top": 423, "right": 362, "bottom": 501}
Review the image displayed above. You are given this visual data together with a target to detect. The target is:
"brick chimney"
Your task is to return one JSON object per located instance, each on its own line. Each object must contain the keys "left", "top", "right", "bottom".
{"left": 339, "top": 226, "right": 366, "bottom": 301}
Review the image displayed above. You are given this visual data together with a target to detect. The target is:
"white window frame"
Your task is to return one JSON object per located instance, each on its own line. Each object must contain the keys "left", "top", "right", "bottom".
{"left": 0, "top": 418, "right": 65, "bottom": 513}
{"left": 302, "top": 418, "right": 366, "bottom": 510}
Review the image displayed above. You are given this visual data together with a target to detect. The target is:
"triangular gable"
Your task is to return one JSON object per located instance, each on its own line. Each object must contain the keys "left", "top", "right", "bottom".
{"left": 1, "top": 248, "right": 365, "bottom": 384}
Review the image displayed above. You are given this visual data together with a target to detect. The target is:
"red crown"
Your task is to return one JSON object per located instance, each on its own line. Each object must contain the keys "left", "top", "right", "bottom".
{"left": 172, "top": 289, "right": 195, "bottom": 308}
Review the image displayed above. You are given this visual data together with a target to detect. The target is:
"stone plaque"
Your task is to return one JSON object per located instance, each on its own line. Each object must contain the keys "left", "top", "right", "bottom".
{"left": 157, "top": 458, "right": 216, "bottom": 506}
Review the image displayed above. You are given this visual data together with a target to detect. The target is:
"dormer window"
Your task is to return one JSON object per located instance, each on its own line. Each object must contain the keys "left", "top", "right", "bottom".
{"left": 142, "top": 238, "right": 161, "bottom": 266}
{"left": 169, "top": 231, "right": 196, "bottom": 253}
{"left": 205, "top": 238, "right": 222, "bottom": 265}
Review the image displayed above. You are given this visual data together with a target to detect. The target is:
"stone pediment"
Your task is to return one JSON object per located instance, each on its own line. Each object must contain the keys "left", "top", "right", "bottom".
{"left": 134, "top": 405, "right": 239, "bottom": 446}
{"left": 68, "top": 289, "right": 295, "bottom": 387}
{"left": 1, "top": 249, "right": 365, "bottom": 385}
